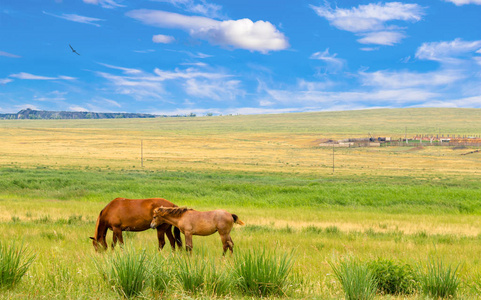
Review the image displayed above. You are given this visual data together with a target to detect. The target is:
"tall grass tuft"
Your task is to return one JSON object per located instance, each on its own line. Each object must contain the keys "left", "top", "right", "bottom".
{"left": 149, "top": 253, "right": 171, "bottom": 296}
{"left": 94, "top": 246, "right": 149, "bottom": 298}
{"left": 329, "top": 256, "right": 377, "bottom": 300}
{"left": 418, "top": 258, "right": 460, "bottom": 299}
{"left": 172, "top": 251, "right": 232, "bottom": 296}
{"left": 367, "top": 258, "right": 417, "bottom": 295}
{"left": 233, "top": 248, "right": 295, "bottom": 297}
{"left": 0, "top": 241, "right": 35, "bottom": 289}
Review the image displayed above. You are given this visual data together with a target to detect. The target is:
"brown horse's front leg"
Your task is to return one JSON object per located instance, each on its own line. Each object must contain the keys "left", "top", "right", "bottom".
{"left": 185, "top": 233, "right": 193, "bottom": 252}
{"left": 112, "top": 227, "right": 124, "bottom": 250}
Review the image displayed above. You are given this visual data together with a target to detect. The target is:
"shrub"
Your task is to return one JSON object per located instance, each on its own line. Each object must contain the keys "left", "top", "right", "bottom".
{"left": 94, "top": 247, "right": 149, "bottom": 298}
{"left": 329, "top": 256, "right": 377, "bottom": 300}
{"left": 0, "top": 241, "right": 35, "bottom": 289}
{"left": 367, "top": 258, "right": 417, "bottom": 295}
{"left": 233, "top": 248, "right": 295, "bottom": 297}
{"left": 418, "top": 258, "right": 460, "bottom": 299}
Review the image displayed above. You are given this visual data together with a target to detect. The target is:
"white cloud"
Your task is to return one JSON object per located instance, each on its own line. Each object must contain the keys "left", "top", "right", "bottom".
{"left": 43, "top": 11, "right": 104, "bottom": 27}
{"left": 359, "top": 70, "right": 464, "bottom": 88}
{"left": 9, "top": 72, "right": 75, "bottom": 80}
{"left": 69, "top": 105, "right": 89, "bottom": 112}
{"left": 310, "top": 48, "right": 345, "bottom": 73}
{"left": 126, "top": 9, "right": 288, "bottom": 53}
{"left": 83, "top": 0, "right": 125, "bottom": 9}
{"left": 311, "top": 2, "right": 424, "bottom": 45}
{"left": 151, "top": 0, "right": 224, "bottom": 19}
{"left": 0, "top": 51, "right": 21, "bottom": 58}
{"left": 415, "top": 38, "right": 481, "bottom": 62}
{"left": 95, "top": 65, "right": 243, "bottom": 102}
{"left": 98, "top": 63, "right": 143, "bottom": 74}
{"left": 152, "top": 34, "right": 175, "bottom": 44}
{"left": 444, "top": 0, "right": 481, "bottom": 5}
{"left": 0, "top": 78, "right": 13, "bottom": 84}
{"left": 357, "top": 31, "right": 405, "bottom": 46}
{"left": 185, "top": 78, "right": 244, "bottom": 100}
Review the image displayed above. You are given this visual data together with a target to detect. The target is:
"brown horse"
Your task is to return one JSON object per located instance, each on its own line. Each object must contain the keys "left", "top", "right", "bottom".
{"left": 150, "top": 207, "right": 245, "bottom": 254}
{"left": 90, "top": 198, "right": 182, "bottom": 251}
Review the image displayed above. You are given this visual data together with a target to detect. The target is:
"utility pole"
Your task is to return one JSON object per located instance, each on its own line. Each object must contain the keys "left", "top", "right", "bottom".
{"left": 141, "top": 139, "right": 144, "bottom": 168}
{"left": 332, "top": 144, "right": 335, "bottom": 173}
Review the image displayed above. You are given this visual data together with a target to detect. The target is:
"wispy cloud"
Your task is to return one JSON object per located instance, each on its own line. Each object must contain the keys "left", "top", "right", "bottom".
{"left": 311, "top": 2, "right": 424, "bottom": 46}
{"left": 82, "top": 0, "right": 125, "bottom": 9}
{"left": 0, "top": 78, "right": 13, "bottom": 84}
{"left": 98, "top": 63, "right": 143, "bottom": 74}
{"left": 152, "top": 34, "right": 175, "bottom": 44}
{"left": 126, "top": 9, "right": 289, "bottom": 53}
{"left": 444, "top": 0, "right": 481, "bottom": 5}
{"left": 149, "top": 0, "right": 224, "bottom": 19}
{"left": 9, "top": 72, "right": 76, "bottom": 80}
{"left": 95, "top": 63, "right": 244, "bottom": 103}
{"left": 43, "top": 11, "right": 104, "bottom": 27}
{"left": 310, "top": 48, "right": 345, "bottom": 73}
{"left": 0, "top": 51, "right": 21, "bottom": 58}
{"left": 415, "top": 38, "right": 481, "bottom": 63}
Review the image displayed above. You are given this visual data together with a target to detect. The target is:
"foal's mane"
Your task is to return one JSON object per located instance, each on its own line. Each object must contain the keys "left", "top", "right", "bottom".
{"left": 158, "top": 206, "right": 192, "bottom": 217}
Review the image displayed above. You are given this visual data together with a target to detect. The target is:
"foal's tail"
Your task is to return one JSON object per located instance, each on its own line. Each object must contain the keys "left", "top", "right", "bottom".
{"left": 232, "top": 214, "right": 245, "bottom": 226}
{"left": 173, "top": 226, "right": 183, "bottom": 248}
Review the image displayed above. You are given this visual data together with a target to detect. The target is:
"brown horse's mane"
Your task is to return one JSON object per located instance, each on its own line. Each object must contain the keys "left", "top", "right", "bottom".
{"left": 157, "top": 206, "right": 192, "bottom": 217}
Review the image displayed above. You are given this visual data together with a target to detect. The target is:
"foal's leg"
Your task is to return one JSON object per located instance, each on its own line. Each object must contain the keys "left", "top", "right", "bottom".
{"left": 220, "top": 233, "right": 234, "bottom": 255}
{"left": 185, "top": 233, "right": 193, "bottom": 252}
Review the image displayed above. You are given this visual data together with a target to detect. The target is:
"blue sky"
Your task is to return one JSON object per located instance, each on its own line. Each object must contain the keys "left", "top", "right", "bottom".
{"left": 1, "top": 0, "right": 481, "bottom": 115}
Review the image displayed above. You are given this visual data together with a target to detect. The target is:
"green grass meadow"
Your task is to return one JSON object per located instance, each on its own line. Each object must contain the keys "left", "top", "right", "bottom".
{"left": 1, "top": 108, "right": 481, "bottom": 299}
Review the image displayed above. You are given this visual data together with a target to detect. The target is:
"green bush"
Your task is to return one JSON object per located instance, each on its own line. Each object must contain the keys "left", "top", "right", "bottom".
{"left": 418, "top": 258, "right": 460, "bottom": 299}
{"left": 329, "top": 256, "right": 377, "bottom": 300}
{"left": 368, "top": 258, "right": 417, "bottom": 295}
{"left": 233, "top": 248, "right": 295, "bottom": 297}
{"left": 0, "top": 241, "right": 35, "bottom": 289}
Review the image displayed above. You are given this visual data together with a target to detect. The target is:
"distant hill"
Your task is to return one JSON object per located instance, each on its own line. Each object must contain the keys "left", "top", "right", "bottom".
{"left": 0, "top": 108, "right": 196, "bottom": 120}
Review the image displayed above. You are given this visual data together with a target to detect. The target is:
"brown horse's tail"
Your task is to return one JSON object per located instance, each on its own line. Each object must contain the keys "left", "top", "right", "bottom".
{"left": 232, "top": 214, "right": 245, "bottom": 226}
{"left": 174, "top": 226, "right": 183, "bottom": 248}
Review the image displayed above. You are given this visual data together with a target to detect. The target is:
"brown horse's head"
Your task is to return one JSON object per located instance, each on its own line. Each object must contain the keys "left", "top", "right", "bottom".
{"left": 151, "top": 207, "right": 191, "bottom": 228}
{"left": 90, "top": 236, "right": 100, "bottom": 252}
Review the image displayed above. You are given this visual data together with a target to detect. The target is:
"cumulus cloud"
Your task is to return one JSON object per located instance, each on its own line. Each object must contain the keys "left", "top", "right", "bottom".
{"left": 152, "top": 34, "right": 175, "bottom": 43}
{"left": 43, "top": 11, "right": 104, "bottom": 27}
{"left": 126, "top": 9, "right": 288, "bottom": 53}
{"left": 311, "top": 2, "right": 424, "bottom": 46}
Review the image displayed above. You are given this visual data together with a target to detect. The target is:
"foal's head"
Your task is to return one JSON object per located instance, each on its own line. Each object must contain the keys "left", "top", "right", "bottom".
{"left": 150, "top": 206, "right": 191, "bottom": 228}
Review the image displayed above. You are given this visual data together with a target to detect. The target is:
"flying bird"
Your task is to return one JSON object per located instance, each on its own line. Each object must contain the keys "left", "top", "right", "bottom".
{"left": 69, "top": 44, "right": 80, "bottom": 55}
